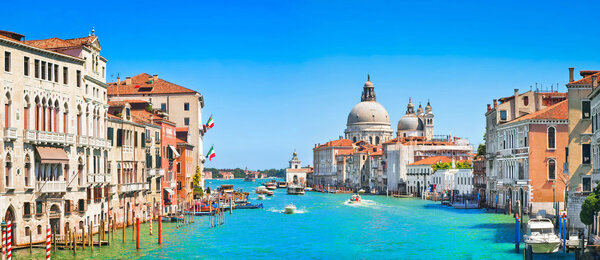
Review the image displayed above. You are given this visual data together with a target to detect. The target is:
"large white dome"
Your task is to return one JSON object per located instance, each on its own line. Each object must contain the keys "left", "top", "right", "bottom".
{"left": 397, "top": 113, "right": 424, "bottom": 131}
{"left": 347, "top": 101, "right": 391, "bottom": 126}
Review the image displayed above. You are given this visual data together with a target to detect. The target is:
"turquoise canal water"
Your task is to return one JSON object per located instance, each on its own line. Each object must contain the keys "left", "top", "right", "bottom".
{"left": 15, "top": 179, "right": 572, "bottom": 259}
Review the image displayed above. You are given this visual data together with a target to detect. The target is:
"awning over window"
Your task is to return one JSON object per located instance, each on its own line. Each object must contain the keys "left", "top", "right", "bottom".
{"left": 164, "top": 188, "right": 175, "bottom": 195}
{"left": 35, "top": 147, "right": 69, "bottom": 164}
{"left": 168, "top": 145, "right": 180, "bottom": 159}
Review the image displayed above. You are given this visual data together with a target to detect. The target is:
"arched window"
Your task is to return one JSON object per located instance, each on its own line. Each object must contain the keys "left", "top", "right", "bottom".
{"left": 24, "top": 154, "right": 32, "bottom": 187}
{"left": 352, "top": 137, "right": 357, "bottom": 142}
{"left": 5, "top": 153, "right": 12, "bottom": 188}
{"left": 4, "top": 93, "right": 11, "bottom": 127}
{"left": 548, "top": 159, "right": 556, "bottom": 180}
{"left": 24, "top": 96, "right": 30, "bottom": 130}
{"left": 369, "top": 136, "right": 373, "bottom": 144}
{"left": 547, "top": 127, "right": 556, "bottom": 149}
{"left": 523, "top": 96, "right": 529, "bottom": 106}
{"left": 375, "top": 136, "right": 380, "bottom": 145}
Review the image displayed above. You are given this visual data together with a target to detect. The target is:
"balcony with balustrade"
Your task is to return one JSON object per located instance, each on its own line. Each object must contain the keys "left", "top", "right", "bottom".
{"left": 4, "top": 127, "right": 17, "bottom": 141}
{"left": 37, "top": 180, "right": 67, "bottom": 193}
{"left": 77, "top": 135, "right": 89, "bottom": 146}
{"left": 23, "top": 129, "right": 36, "bottom": 142}
{"left": 66, "top": 134, "right": 75, "bottom": 145}
{"left": 118, "top": 182, "right": 146, "bottom": 193}
{"left": 147, "top": 168, "right": 165, "bottom": 178}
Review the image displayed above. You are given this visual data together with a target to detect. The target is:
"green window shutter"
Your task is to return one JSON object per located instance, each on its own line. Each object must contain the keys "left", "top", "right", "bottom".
{"left": 117, "top": 129, "right": 123, "bottom": 147}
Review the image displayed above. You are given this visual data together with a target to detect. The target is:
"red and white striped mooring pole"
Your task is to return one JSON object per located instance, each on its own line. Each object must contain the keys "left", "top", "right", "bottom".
{"left": 46, "top": 224, "right": 51, "bottom": 260}
{"left": 6, "top": 221, "right": 12, "bottom": 260}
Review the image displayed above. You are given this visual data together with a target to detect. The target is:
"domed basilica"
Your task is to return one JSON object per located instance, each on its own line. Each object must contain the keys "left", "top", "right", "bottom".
{"left": 344, "top": 76, "right": 394, "bottom": 145}
{"left": 344, "top": 76, "right": 435, "bottom": 144}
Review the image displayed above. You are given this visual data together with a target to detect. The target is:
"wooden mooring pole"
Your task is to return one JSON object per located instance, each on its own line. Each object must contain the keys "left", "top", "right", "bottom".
{"left": 136, "top": 217, "right": 140, "bottom": 250}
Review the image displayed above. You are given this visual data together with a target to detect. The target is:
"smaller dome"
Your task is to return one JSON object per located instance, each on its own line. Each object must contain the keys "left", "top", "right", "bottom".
{"left": 417, "top": 104, "right": 424, "bottom": 115}
{"left": 397, "top": 114, "right": 424, "bottom": 131}
{"left": 425, "top": 101, "right": 432, "bottom": 112}
{"left": 293, "top": 152, "right": 297, "bottom": 156}
{"left": 364, "top": 80, "right": 373, "bottom": 87}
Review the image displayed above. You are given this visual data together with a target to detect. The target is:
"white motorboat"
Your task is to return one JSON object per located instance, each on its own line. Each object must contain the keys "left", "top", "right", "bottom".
{"left": 524, "top": 216, "right": 561, "bottom": 253}
{"left": 257, "top": 194, "right": 266, "bottom": 200}
{"left": 358, "top": 189, "right": 366, "bottom": 194}
{"left": 284, "top": 203, "right": 296, "bottom": 214}
{"left": 304, "top": 187, "right": 313, "bottom": 191}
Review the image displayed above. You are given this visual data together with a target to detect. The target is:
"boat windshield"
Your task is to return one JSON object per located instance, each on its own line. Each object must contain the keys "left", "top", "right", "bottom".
{"left": 530, "top": 228, "right": 554, "bottom": 235}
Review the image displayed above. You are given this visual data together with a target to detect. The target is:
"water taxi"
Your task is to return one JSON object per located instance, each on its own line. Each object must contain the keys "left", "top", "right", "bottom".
{"left": 349, "top": 194, "right": 361, "bottom": 203}
{"left": 257, "top": 194, "right": 266, "bottom": 200}
{"left": 265, "top": 182, "right": 277, "bottom": 190}
{"left": 277, "top": 181, "right": 288, "bottom": 188}
{"left": 266, "top": 190, "right": 274, "bottom": 196}
{"left": 284, "top": 203, "right": 296, "bottom": 214}
{"left": 287, "top": 184, "right": 305, "bottom": 195}
{"left": 524, "top": 216, "right": 561, "bottom": 253}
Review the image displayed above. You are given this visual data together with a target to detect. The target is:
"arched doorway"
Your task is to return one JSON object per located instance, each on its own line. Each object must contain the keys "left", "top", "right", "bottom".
{"left": 519, "top": 188, "right": 524, "bottom": 215}
{"left": 5, "top": 206, "right": 16, "bottom": 244}
{"left": 49, "top": 204, "right": 61, "bottom": 233}
{"left": 416, "top": 181, "right": 421, "bottom": 197}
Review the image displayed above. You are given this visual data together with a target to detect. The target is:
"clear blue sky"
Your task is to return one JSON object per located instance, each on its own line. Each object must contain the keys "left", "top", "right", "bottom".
{"left": 6, "top": 1, "right": 600, "bottom": 169}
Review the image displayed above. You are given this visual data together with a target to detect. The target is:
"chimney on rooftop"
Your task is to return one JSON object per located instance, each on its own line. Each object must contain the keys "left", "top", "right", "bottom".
{"left": 493, "top": 99, "right": 498, "bottom": 108}
{"left": 116, "top": 77, "right": 120, "bottom": 84}
{"left": 487, "top": 104, "right": 491, "bottom": 111}
{"left": 153, "top": 75, "right": 158, "bottom": 81}
{"left": 593, "top": 75, "right": 598, "bottom": 88}
{"left": 569, "top": 67, "right": 574, "bottom": 82}
{"left": 126, "top": 77, "right": 132, "bottom": 85}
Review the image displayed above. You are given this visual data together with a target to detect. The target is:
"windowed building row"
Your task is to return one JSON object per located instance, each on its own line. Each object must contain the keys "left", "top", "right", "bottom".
{"left": 0, "top": 30, "right": 203, "bottom": 247}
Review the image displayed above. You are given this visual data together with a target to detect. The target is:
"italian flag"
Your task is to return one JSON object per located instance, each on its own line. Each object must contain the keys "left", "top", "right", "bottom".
{"left": 206, "top": 115, "right": 214, "bottom": 130}
{"left": 206, "top": 146, "right": 216, "bottom": 161}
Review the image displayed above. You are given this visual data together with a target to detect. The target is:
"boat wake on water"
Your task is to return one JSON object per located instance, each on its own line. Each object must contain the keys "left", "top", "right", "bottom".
{"left": 267, "top": 207, "right": 307, "bottom": 214}
{"left": 343, "top": 199, "right": 377, "bottom": 208}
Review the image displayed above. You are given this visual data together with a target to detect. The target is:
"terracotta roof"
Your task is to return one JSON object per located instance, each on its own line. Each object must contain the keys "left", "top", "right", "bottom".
{"left": 107, "top": 73, "right": 197, "bottom": 95}
{"left": 23, "top": 36, "right": 97, "bottom": 50}
{"left": 64, "top": 36, "right": 97, "bottom": 46}
{"left": 315, "top": 139, "right": 354, "bottom": 149}
{"left": 511, "top": 99, "right": 568, "bottom": 122}
{"left": 23, "top": 37, "right": 75, "bottom": 49}
{"left": 336, "top": 149, "right": 355, "bottom": 156}
{"left": 129, "top": 108, "right": 174, "bottom": 126}
{"left": 570, "top": 70, "right": 600, "bottom": 85}
{"left": 107, "top": 113, "right": 121, "bottom": 120}
{"left": 107, "top": 101, "right": 128, "bottom": 107}
{"left": 122, "top": 99, "right": 149, "bottom": 104}
{"left": 408, "top": 156, "right": 453, "bottom": 166}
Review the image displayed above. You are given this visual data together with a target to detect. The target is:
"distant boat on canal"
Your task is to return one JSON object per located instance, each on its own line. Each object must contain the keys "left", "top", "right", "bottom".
{"left": 287, "top": 184, "right": 305, "bottom": 195}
